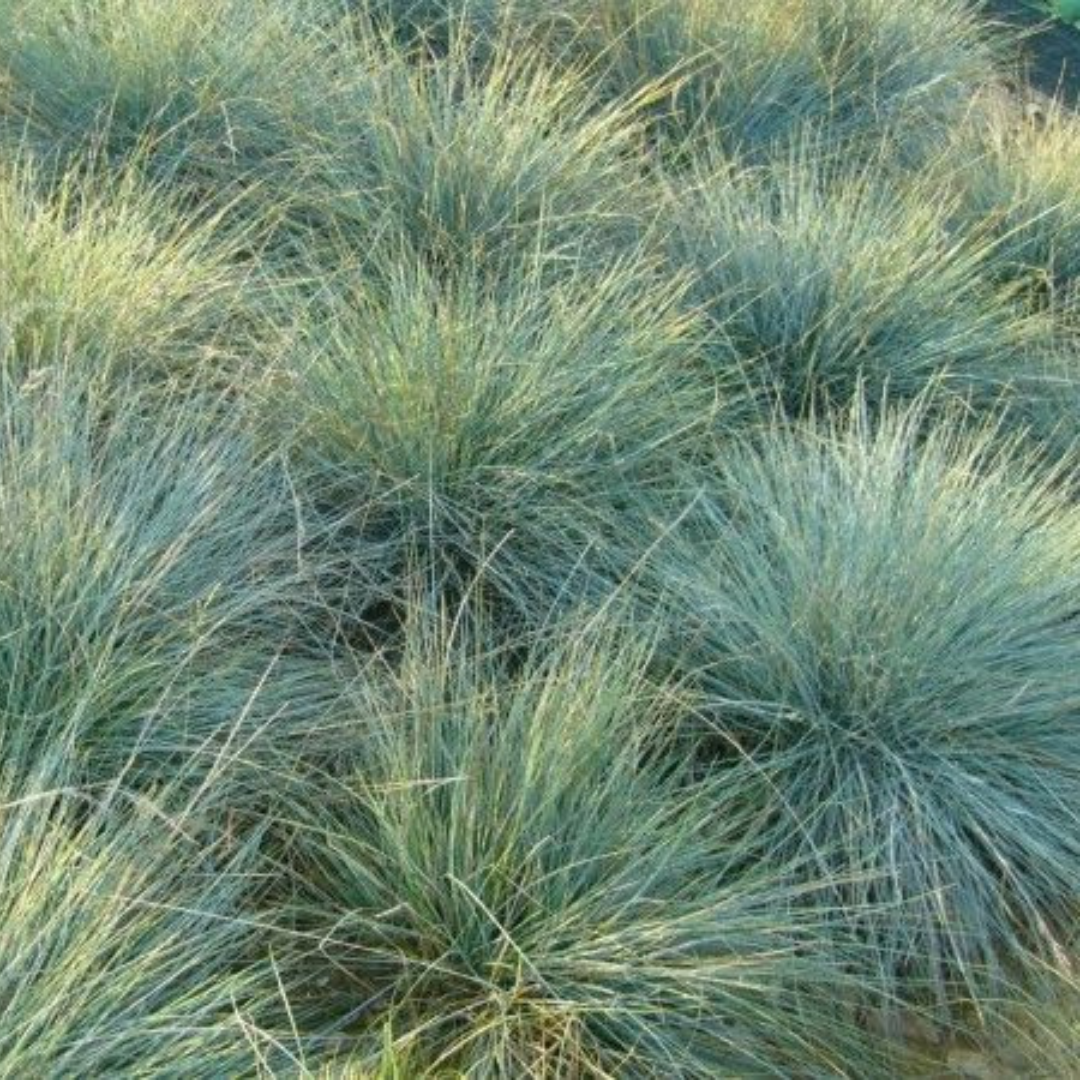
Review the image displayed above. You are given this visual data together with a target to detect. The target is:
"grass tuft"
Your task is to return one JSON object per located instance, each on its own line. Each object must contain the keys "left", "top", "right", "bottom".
{"left": 648, "top": 401, "right": 1080, "bottom": 1019}
{"left": 353, "top": 0, "right": 996, "bottom": 162}
{"left": 0, "top": 0, "right": 1075, "bottom": 1071}
{"left": 267, "top": 247, "right": 714, "bottom": 628}
{"left": 665, "top": 144, "right": 1045, "bottom": 417}
{"left": 0, "top": 153, "right": 246, "bottom": 384}
{"left": 312, "top": 39, "right": 651, "bottom": 281}
{"left": 269, "top": 613, "right": 892, "bottom": 1076}
{"left": 952, "top": 92, "right": 1080, "bottom": 298}
{"left": 0, "top": 367, "right": 311, "bottom": 786}
{"left": 0, "top": 0, "right": 325, "bottom": 180}
{"left": 0, "top": 765, "right": 273, "bottom": 1076}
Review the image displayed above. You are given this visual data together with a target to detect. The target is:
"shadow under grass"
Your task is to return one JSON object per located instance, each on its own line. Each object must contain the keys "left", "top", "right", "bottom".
{"left": 980, "top": 0, "right": 1080, "bottom": 101}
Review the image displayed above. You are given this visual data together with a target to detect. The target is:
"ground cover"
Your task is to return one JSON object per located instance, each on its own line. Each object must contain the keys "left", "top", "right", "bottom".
{"left": 0, "top": 1, "right": 1077, "bottom": 1075}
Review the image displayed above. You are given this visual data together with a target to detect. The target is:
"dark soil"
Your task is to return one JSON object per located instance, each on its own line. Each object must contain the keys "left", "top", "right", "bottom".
{"left": 979, "top": 0, "right": 1080, "bottom": 101}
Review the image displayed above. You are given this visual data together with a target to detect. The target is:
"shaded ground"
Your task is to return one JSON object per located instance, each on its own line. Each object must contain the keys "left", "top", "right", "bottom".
{"left": 981, "top": 0, "right": 1080, "bottom": 101}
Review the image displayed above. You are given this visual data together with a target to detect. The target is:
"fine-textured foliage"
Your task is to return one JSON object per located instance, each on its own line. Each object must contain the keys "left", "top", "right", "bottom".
{"left": 951, "top": 94, "right": 1080, "bottom": 298}
{"left": 0, "top": 2, "right": 649, "bottom": 269}
{"left": 270, "top": 616, "right": 889, "bottom": 1077}
{"left": 0, "top": 155, "right": 244, "bottom": 383}
{"left": 0, "top": 0, "right": 1075, "bottom": 1071}
{"left": 934, "top": 93, "right": 1080, "bottom": 464}
{"left": 268, "top": 248, "right": 713, "bottom": 626}
{"left": 649, "top": 404, "right": 1080, "bottom": 1017}
{"left": 310, "top": 41, "right": 650, "bottom": 282}
{"left": 350, "top": 0, "right": 996, "bottom": 161}
{"left": 0, "top": 0, "right": 384, "bottom": 256}
{"left": 0, "top": 767, "right": 271, "bottom": 1076}
{"left": 0, "top": 368, "right": 310, "bottom": 786}
{"left": 0, "top": 0, "right": 329, "bottom": 186}
{"left": 665, "top": 147, "right": 1044, "bottom": 416}
{"left": 573, "top": 0, "right": 995, "bottom": 160}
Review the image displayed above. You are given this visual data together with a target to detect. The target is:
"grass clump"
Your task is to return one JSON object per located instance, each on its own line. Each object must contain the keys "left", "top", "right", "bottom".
{"left": 269, "top": 248, "right": 712, "bottom": 627}
{"left": 0, "top": 2, "right": 648, "bottom": 271}
{"left": 933, "top": 93, "right": 1080, "bottom": 463}
{"left": 363, "top": 0, "right": 995, "bottom": 162}
{"left": 0, "top": 155, "right": 244, "bottom": 384}
{"left": 0, "top": 0, "right": 314, "bottom": 164}
{"left": 313, "top": 41, "right": 650, "bottom": 282}
{"left": 0, "top": 368, "right": 309, "bottom": 786}
{"left": 0, "top": 0, "right": 1077, "bottom": 1071}
{"left": 0, "top": 767, "right": 273, "bottom": 1076}
{"left": 270, "top": 615, "right": 887, "bottom": 1077}
{"left": 665, "top": 147, "right": 1043, "bottom": 416}
{"left": 584, "top": 0, "right": 993, "bottom": 160}
{"left": 0, "top": 0, "right": 353, "bottom": 234}
{"left": 650, "top": 403, "right": 1080, "bottom": 1019}
{"left": 952, "top": 94, "right": 1080, "bottom": 299}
